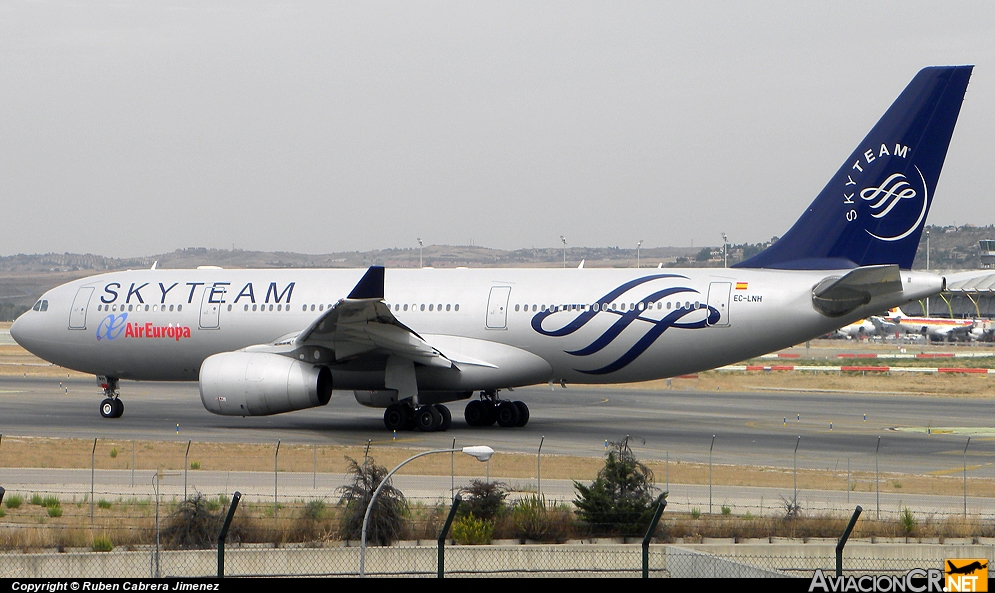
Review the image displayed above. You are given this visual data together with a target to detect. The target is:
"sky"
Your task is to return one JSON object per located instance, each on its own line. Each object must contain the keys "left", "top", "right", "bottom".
{"left": 1, "top": 1, "right": 993, "bottom": 258}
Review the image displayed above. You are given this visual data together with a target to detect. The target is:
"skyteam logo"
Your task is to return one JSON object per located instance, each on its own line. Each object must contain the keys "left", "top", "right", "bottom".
{"left": 531, "top": 275, "right": 719, "bottom": 375}
{"left": 861, "top": 165, "right": 929, "bottom": 242}
{"left": 96, "top": 314, "right": 128, "bottom": 341}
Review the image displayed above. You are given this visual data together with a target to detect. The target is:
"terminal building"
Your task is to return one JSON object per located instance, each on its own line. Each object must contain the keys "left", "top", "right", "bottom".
{"left": 900, "top": 241, "right": 995, "bottom": 318}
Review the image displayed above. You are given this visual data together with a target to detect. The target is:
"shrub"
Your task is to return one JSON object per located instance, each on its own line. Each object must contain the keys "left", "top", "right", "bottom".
{"left": 691, "top": 508, "right": 701, "bottom": 519}
{"left": 513, "top": 494, "right": 555, "bottom": 542}
{"left": 97, "top": 500, "right": 112, "bottom": 510}
{"left": 573, "top": 438, "right": 666, "bottom": 536}
{"left": 900, "top": 507, "right": 917, "bottom": 536}
{"left": 190, "top": 461, "right": 201, "bottom": 470}
{"left": 109, "top": 448, "right": 118, "bottom": 459}
{"left": 92, "top": 535, "right": 114, "bottom": 552}
{"left": 30, "top": 494, "right": 43, "bottom": 506}
{"left": 4, "top": 495, "right": 22, "bottom": 509}
{"left": 457, "top": 480, "right": 508, "bottom": 521}
{"left": 47, "top": 506, "right": 62, "bottom": 518}
{"left": 161, "top": 494, "right": 223, "bottom": 549}
{"left": 42, "top": 496, "right": 60, "bottom": 509}
{"left": 452, "top": 514, "right": 494, "bottom": 545}
{"left": 337, "top": 457, "right": 408, "bottom": 545}
{"left": 721, "top": 505, "right": 732, "bottom": 515}
{"left": 290, "top": 499, "right": 330, "bottom": 542}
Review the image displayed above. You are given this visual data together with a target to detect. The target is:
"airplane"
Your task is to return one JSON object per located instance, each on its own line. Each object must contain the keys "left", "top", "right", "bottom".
{"left": 870, "top": 308, "right": 976, "bottom": 341}
{"left": 10, "top": 65, "right": 972, "bottom": 432}
{"left": 833, "top": 318, "right": 879, "bottom": 340}
{"left": 946, "top": 560, "right": 987, "bottom": 575}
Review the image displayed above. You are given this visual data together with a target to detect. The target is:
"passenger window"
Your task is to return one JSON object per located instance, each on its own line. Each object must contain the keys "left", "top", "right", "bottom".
{"left": 446, "top": 304, "right": 451, "bottom": 311}
{"left": 454, "top": 304, "right": 459, "bottom": 312}
{"left": 245, "top": 305, "right": 250, "bottom": 312}
{"left": 429, "top": 304, "right": 434, "bottom": 311}
{"left": 403, "top": 304, "right": 408, "bottom": 311}
{"left": 420, "top": 304, "right": 425, "bottom": 311}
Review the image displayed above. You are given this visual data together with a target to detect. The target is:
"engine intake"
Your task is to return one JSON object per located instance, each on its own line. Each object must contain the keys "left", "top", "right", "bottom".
{"left": 199, "top": 351, "right": 332, "bottom": 416}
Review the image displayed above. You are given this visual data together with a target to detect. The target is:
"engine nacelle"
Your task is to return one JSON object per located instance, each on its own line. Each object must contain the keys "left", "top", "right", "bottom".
{"left": 199, "top": 351, "right": 332, "bottom": 416}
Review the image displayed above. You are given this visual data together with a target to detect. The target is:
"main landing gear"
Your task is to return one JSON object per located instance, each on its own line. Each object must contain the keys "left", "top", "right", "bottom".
{"left": 97, "top": 376, "right": 124, "bottom": 419}
{"left": 383, "top": 402, "right": 452, "bottom": 432}
{"left": 464, "top": 390, "right": 529, "bottom": 428}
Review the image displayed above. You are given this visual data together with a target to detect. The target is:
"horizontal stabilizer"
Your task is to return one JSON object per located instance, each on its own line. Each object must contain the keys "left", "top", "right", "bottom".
{"left": 812, "top": 265, "right": 903, "bottom": 317}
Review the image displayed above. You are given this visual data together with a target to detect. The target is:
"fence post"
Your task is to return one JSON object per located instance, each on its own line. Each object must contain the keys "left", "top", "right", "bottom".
{"left": 642, "top": 498, "right": 667, "bottom": 578}
{"left": 836, "top": 505, "right": 862, "bottom": 577}
{"left": 437, "top": 495, "right": 462, "bottom": 578}
{"left": 90, "top": 438, "right": 97, "bottom": 522}
{"left": 217, "top": 491, "right": 242, "bottom": 578}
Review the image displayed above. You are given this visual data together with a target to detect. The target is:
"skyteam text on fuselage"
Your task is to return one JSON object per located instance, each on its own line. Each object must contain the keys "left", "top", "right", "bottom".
{"left": 11, "top": 66, "right": 973, "bottom": 432}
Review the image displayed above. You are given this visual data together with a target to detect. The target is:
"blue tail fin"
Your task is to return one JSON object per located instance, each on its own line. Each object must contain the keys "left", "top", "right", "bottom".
{"left": 735, "top": 66, "right": 972, "bottom": 270}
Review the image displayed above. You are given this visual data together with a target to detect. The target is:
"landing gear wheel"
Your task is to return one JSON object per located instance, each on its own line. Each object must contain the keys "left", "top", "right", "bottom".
{"left": 384, "top": 403, "right": 411, "bottom": 431}
{"left": 513, "top": 401, "right": 529, "bottom": 427}
{"left": 496, "top": 401, "right": 521, "bottom": 427}
{"left": 415, "top": 405, "right": 443, "bottom": 432}
{"left": 100, "top": 398, "right": 116, "bottom": 419}
{"left": 434, "top": 404, "right": 452, "bottom": 431}
{"left": 112, "top": 398, "right": 124, "bottom": 419}
{"left": 465, "top": 400, "right": 494, "bottom": 427}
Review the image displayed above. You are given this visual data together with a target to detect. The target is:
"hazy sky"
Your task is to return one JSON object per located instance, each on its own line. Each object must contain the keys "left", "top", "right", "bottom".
{"left": 2, "top": 1, "right": 993, "bottom": 258}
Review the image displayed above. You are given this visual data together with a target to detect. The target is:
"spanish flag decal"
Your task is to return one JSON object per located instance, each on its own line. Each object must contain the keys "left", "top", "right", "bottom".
{"left": 735, "top": 282, "right": 748, "bottom": 290}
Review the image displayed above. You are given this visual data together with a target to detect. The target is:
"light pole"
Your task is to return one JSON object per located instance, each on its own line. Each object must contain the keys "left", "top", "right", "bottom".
{"left": 560, "top": 236, "right": 567, "bottom": 268}
{"left": 721, "top": 233, "right": 728, "bottom": 268}
{"left": 637, "top": 240, "right": 643, "bottom": 269}
{"left": 417, "top": 238, "right": 423, "bottom": 269}
{"left": 360, "top": 445, "right": 494, "bottom": 577}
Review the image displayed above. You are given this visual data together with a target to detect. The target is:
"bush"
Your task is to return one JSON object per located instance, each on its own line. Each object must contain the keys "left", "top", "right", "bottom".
{"left": 161, "top": 494, "right": 223, "bottom": 549}
{"left": 457, "top": 480, "right": 508, "bottom": 521}
{"left": 47, "top": 506, "right": 62, "bottom": 518}
{"left": 290, "top": 500, "right": 331, "bottom": 542}
{"left": 30, "top": 494, "right": 43, "bottom": 506}
{"left": 109, "top": 448, "right": 118, "bottom": 459}
{"left": 97, "top": 500, "right": 112, "bottom": 509}
{"left": 4, "top": 495, "right": 22, "bottom": 509}
{"left": 452, "top": 514, "right": 494, "bottom": 545}
{"left": 900, "top": 507, "right": 917, "bottom": 536}
{"left": 92, "top": 535, "right": 114, "bottom": 552}
{"left": 190, "top": 461, "right": 201, "bottom": 470}
{"left": 573, "top": 439, "right": 666, "bottom": 536}
{"left": 337, "top": 457, "right": 407, "bottom": 545}
{"left": 513, "top": 494, "right": 559, "bottom": 542}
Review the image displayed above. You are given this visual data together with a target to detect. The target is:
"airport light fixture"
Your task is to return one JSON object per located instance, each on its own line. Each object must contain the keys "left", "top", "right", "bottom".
{"left": 417, "top": 238, "right": 423, "bottom": 269}
{"left": 360, "top": 445, "right": 494, "bottom": 577}
{"left": 560, "top": 235, "right": 567, "bottom": 268}
{"left": 637, "top": 240, "right": 643, "bottom": 269}
{"left": 721, "top": 233, "right": 729, "bottom": 268}
{"left": 925, "top": 230, "right": 930, "bottom": 316}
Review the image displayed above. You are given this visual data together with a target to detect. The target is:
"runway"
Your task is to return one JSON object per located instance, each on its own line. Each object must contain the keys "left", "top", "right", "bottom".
{"left": 1, "top": 375, "right": 994, "bottom": 478}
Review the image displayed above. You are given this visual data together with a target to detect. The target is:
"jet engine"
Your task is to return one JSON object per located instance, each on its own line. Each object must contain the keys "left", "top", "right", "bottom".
{"left": 199, "top": 351, "right": 332, "bottom": 416}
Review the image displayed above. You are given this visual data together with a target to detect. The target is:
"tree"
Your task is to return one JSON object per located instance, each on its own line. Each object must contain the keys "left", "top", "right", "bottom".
{"left": 337, "top": 456, "right": 408, "bottom": 545}
{"left": 573, "top": 439, "right": 665, "bottom": 536}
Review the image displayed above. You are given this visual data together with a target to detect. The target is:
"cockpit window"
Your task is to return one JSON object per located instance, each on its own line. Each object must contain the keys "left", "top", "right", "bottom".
{"left": 32, "top": 300, "right": 41, "bottom": 311}
{"left": 32, "top": 300, "right": 49, "bottom": 312}
{"left": 40, "top": 300, "right": 48, "bottom": 311}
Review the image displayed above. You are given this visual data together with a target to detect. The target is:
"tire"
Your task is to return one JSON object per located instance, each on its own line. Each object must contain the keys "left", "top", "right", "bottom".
{"left": 100, "top": 398, "right": 115, "bottom": 419}
{"left": 513, "top": 401, "right": 529, "bottom": 427}
{"left": 496, "top": 401, "right": 521, "bottom": 427}
{"left": 464, "top": 400, "right": 485, "bottom": 426}
{"left": 113, "top": 399, "right": 124, "bottom": 418}
{"left": 415, "top": 405, "right": 442, "bottom": 432}
{"left": 434, "top": 404, "right": 452, "bottom": 431}
{"left": 384, "top": 403, "right": 410, "bottom": 431}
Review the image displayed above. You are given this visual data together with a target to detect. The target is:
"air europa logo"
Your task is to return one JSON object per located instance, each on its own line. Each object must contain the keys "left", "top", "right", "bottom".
{"left": 95, "top": 314, "right": 192, "bottom": 342}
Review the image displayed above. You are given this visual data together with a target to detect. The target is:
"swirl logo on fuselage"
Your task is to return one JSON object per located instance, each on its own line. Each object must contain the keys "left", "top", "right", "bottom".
{"left": 530, "top": 274, "right": 719, "bottom": 375}
{"left": 861, "top": 165, "right": 929, "bottom": 242}
{"left": 96, "top": 314, "right": 128, "bottom": 341}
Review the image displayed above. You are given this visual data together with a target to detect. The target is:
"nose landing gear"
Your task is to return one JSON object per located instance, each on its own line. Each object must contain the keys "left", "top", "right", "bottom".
{"left": 97, "top": 376, "right": 124, "bottom": 419}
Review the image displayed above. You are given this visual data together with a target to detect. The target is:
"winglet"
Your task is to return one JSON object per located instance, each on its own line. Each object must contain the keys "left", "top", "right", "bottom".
{"left": 348, "top": 266, "right": 385, "bottom": 299}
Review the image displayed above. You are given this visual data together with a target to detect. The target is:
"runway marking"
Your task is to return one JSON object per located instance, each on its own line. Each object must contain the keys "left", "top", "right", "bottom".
{"left": 928, "top": 463, "right": 989, "bottom": 476}
{"left": 0, "top": 390, "right": 24, "bottom": 394}
{"left": 891, "top": 426, "right": 995, "bottom": 437}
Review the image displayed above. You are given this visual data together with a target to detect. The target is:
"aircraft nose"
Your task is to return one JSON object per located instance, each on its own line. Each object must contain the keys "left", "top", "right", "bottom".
{"left": 9, "top": 311, "right": 29, "bottom": 347}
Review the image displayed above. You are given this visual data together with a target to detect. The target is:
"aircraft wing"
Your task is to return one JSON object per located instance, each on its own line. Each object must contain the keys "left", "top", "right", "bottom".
{"left": 292, "top": 267, "right": 455, "bottom": 369}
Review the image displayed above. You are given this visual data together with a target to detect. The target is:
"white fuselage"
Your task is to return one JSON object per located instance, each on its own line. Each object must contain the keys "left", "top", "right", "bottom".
{"left": 11, "top": 266, "right": 943, "bottom": 391}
